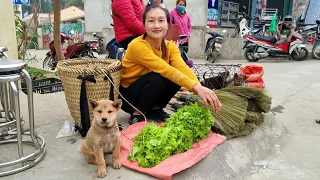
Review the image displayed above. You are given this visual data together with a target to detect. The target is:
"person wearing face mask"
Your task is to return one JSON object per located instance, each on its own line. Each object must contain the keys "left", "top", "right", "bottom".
{"left": 119, "top": 5, "right": 222, "bottom": 125}
{"left": 146, "top": 0, "right": 166, "bottom": 9}
{"left": 169, "top": 0, "right": 192, "bottom": 53}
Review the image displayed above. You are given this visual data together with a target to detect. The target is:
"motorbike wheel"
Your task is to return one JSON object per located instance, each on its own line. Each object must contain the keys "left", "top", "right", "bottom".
{"left": 291, "top": 47, "right": 308, "bottom": 61}
{"left": 97, "top": 44, "right": 102, "bottom": 54}
{"left": 312, "top": 41, "right": 320, "bottom": 60}
{"left": 43, "top": 55, "right": 54, "bottom": 70}
{"left": 205, "top": 50, "right": 218, "bottom": 63}
{"left": 302, "top": 34, "right": 309, "bottom": 44}
{"left": 244, "top": 46, "right": 260, "bottom": 62}
{"left": 229, "top": 27, "right": 239, "bottom": 38}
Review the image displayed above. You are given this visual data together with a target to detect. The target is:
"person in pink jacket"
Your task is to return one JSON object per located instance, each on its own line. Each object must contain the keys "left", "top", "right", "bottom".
{"left": 112, "top": 0, "right": 146, "bottom": 49}
{"left": 169, "top": 0, "right": 192, "bottom": 53}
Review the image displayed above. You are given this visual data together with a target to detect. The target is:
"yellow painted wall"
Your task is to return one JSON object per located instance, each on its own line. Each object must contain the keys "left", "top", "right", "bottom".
{"left": 0, "top": 0, "right": 18, "bottom": 58}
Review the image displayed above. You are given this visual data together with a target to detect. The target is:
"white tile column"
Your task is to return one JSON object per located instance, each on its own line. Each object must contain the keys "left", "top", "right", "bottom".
{"left": 0, "top": 0, "right": 18, "bottom": 58}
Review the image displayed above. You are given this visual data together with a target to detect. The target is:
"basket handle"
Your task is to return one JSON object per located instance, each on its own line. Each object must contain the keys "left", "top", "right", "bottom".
{"left": 77, "top": 74, "right": 96, "bottom": 137}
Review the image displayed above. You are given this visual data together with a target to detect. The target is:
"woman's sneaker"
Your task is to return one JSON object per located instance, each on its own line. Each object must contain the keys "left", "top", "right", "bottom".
{"left": 147, "top": 109, "right": 170, "bottom": 123}
{"left": 129, "top": 114, "right": 145, "bottom": 125}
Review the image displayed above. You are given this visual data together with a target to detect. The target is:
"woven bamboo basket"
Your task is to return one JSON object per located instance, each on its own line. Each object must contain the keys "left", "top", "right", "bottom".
{"left": 56, "top": 58, "right": 122, "bottom": 126}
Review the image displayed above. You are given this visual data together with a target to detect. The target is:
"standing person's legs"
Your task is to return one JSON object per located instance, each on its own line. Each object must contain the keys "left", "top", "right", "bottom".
{"left": 181, "top": 42, "right": 189, "bottom": 53}
{"left": 119, "top": 35, "right": 140, "bottom": 50}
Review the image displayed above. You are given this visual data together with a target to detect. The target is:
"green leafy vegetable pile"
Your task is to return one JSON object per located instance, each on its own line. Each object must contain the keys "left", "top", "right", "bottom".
{"left": 128, "top": 103, "right": 215, "bottom": 168}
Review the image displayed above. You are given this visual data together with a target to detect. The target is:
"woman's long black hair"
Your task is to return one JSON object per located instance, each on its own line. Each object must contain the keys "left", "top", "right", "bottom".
{"left": 142, "top": 5, "right": 170, "bottom": 59}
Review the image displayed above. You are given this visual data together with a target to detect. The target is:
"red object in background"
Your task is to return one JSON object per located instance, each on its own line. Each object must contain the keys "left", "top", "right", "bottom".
{"left": 62, "top": 50, "right": 67, "bottom": 56}
{"left": 207, "top": 20, "right": 218, "bottom": 28}
{"left": 165, "top": 24, "right": 181, "bottom": 42}
{"left": 238, "top": 65, "right": 265, "bottom": 88}
{"left": 312, "top": 37, "right": 317, "bottom": 44}
{"left": 119, "top": 122, "right": 226, "bottom": 180}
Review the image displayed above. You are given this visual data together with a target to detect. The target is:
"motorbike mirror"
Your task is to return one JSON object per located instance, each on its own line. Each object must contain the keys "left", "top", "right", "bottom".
{"left": 205, "top": 26, "right": 211, "bottom": 33}
{"left": 2, "top": 47, "right": 8, "bottom": 52}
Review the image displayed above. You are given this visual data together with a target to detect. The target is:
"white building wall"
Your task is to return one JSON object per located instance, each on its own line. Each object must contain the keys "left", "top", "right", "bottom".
{"left": 84, "top": 0, "right": 113, "bottom": 33}
{"left": 0, "top": 0, "right": 18, "bottom": 58}
{"left": 84, "top": 0, "right": 207, "bottom": 32}
{"left": 84, "top": 0, "right": 208, "bottom": 58}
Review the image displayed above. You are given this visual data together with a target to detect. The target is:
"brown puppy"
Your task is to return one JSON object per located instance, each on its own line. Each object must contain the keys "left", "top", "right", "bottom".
{"left": 80, "top": 99, "right": 122, "bottom": 178}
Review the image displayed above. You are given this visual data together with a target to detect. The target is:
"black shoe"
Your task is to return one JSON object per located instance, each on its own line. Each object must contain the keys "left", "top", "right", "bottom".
{"left": 147, "top": 109, "right": 170, "bottom": 123}
{"left": 129, "top": 114, "right": 145, "bottom": 125}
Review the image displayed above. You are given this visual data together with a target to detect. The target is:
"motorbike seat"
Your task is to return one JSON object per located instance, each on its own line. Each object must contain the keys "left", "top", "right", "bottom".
{"left": 0, "top": 46, "right": 8, "bottom": 53}
{"left": 250, "top": 34, "right": 277, "bottom": 44}
{"left": 180, "top": 35, "right": 188, "bottom": 40}
{"left": 208, "top": 32, "right": 219, "bottom": 38}
{"left": 316, "top": 20, "right": 320, "bottom": 25}
{"left": 66, "top": 42, "right": 86, "bottom": 50}
{"left": 253, "top": 22, "right": 266, "bottom": 28}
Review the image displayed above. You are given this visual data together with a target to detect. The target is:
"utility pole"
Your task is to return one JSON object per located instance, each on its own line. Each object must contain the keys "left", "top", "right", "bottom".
{"left": 54, "top": 0, "right": 64, "bottom": 61}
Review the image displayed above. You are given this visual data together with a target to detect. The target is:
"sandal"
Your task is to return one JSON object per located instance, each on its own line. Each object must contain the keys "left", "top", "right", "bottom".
{"left": 315, "top": 119, "right": 320, "bottom": 124}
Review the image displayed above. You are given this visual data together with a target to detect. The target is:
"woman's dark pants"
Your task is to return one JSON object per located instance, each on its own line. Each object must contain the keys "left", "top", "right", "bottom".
{"left": 119, "top": 72, "right": 181, "bottom": 114}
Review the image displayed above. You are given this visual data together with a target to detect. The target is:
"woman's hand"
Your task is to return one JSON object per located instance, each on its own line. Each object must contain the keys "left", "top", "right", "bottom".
{"left": 193, "top": 84, "right": 222, "bottom": 112}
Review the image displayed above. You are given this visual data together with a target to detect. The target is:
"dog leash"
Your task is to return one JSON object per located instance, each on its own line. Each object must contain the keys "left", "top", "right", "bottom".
{"left": 114, "top": 126, "right": 135, "bottom": 143}
{"left": 97, "top": 66, "right": 147, "bottom": 143}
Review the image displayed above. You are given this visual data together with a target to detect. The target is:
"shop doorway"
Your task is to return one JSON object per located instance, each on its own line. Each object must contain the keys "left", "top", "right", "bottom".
{"left": 267, "top": 0, "right": 285, "bottom": 18}
{"left": 220, "top": 0, "right": 251, "bottom": 27}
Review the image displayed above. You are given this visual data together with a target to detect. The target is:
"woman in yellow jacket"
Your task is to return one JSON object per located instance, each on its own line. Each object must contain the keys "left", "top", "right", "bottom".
{"left": 120, "top": 5, "right": 222, "bottom": 125}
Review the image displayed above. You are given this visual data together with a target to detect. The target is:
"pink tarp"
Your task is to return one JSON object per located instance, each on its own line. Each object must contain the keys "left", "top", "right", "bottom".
{"left": 120, "top": 122, "right": 226, "bottom": 180}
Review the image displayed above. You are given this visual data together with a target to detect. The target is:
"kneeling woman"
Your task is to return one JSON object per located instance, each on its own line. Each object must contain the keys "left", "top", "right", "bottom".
{"left": 119, "top": 6, "right": 222, "bottom": 125}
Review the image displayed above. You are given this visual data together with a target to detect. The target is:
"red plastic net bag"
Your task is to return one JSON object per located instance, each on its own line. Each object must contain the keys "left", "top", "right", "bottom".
{"left": 238, "top": 65, "right": 265, "bottom": 88}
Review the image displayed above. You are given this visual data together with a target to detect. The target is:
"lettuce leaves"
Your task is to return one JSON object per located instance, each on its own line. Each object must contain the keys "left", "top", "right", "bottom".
{"left": 128, "top": 103, "right": 215, "bottom": 168}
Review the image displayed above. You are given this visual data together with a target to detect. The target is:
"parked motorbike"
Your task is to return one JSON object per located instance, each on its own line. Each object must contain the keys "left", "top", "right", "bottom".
{"left": 243, "top": 32, "right": 308, "bottom": 62}
{"left": 43, "top": 32, "right": 98, "bottom": 70}
{"left": 204, "top": 28, "right": 226, "bottom": 63}
{"left": 0, "top": 46, "right": 8, "bottom": 59}
{"left": 92, "top": 32, "right": 105, "bottom": 54}
{"left": 296, "top": 18, "right": 318, "bottom": 44}
{"left": 229, "top": 6, "right": 264, "bottom": 38}
{"left": 105, "top": 24, "right": 123, "bottom": 60}
{"left": 312, "top": 19, "right": 320, "bottom": 59}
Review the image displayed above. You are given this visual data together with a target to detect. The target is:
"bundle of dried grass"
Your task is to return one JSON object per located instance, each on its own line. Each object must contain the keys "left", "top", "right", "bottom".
{"left": 176, "top": 90, "right": 248, "bottom": 139}
{"left": 173, "top": 86, "right": 272, "bottom": 139}
{"left": 220, "top": 86, "right": 272, "bottom": 113}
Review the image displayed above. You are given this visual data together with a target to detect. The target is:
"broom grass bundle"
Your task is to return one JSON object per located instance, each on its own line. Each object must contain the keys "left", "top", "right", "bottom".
{"left": 174, "top": 86, "right": 272, "bottom": 139}
{"left": 176, "top": 91, "right": 248, "bottom": 139}
{"left": 246, "top": 111, "right": 265, "bottom": 126}
{"left": 221, "top": 86, "right": 272, "bottom": 113}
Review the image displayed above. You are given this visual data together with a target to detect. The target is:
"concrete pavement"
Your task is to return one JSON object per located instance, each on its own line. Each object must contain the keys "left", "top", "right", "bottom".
{"left": 1, "top": 58, "right": 320, "bottom": 180}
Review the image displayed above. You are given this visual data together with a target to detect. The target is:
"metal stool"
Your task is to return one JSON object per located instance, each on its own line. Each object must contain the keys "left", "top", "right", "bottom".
{"left": 0, "top": 59, "right": 46, "bottom": 176}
